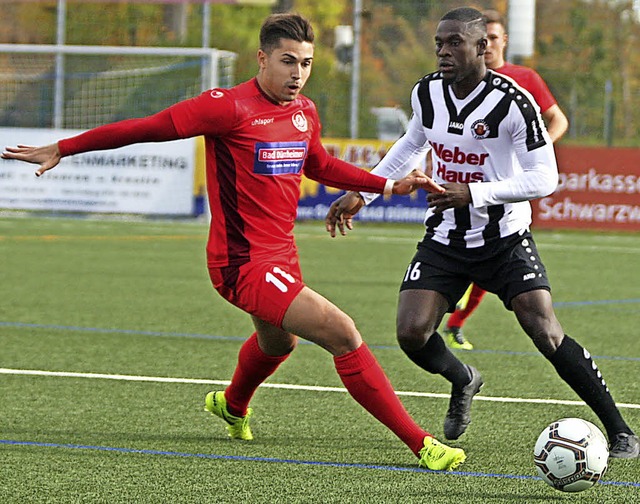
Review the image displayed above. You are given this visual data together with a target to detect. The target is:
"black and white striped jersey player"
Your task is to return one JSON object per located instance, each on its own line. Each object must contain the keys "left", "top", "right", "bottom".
{"left": 325, "top": 6, "right": 638, "bottom": 459}
{"left": 360, "top": 68, "right": 557, "bottom": 249}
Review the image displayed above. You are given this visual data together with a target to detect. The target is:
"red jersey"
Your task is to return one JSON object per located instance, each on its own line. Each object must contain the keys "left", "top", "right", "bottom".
{"left": 170, "top": 79, "right": 386, "bottom": 267}
{"left": 493, "top": 62, "right": 557, "bottom": 113}
{"left": 59, "top": 78, "right": 388, "bottom": 269}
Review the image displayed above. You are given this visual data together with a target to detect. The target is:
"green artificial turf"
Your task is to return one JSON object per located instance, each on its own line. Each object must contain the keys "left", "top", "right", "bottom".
{"left": 1, "top": 215, "right": 638, "bottom": 503}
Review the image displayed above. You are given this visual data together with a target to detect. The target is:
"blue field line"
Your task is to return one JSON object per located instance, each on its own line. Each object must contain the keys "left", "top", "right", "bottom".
{"left": 553, "top": 298, "right": 640, "bottom": 308}
{"left": 1, "top": 439, "right": 637, "bottom": 488}
{"left": 2, "top": 320, "right": 640, "bottom": 362}
{"left": 0, "top": 321, "right": 247, "bottom": 342}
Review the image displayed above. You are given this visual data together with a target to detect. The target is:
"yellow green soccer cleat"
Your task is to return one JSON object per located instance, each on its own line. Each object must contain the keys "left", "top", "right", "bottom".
{"left": 444, "top": 326, "right": 474, "bottom": 350}
{"left": 204, "top": 391, "right": 253, "bottom": 440}
{"left": 418, "top": 436, "right": 466, "bottom": 471}
{"left": 456, "top": 284, "right": 473, "bottom": 310}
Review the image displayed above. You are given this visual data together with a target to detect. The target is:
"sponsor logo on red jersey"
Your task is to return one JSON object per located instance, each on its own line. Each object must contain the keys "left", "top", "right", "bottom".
{"left": 258, "top": 147, "right": 306, "bottom": 162}
{"left": 254, "top": 141, "right": 307, "bottom": 175}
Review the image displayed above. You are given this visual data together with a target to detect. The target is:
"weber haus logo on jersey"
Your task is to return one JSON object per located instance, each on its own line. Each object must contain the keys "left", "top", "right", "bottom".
{"left": 429, "top": 142, "right": 489, "bottom": 166}
{"left": 254, "top": 141, "right": 307, "bottom": 175}
{"left": 430, "top": 142, "right": 486, "bottom": 184}
{"left": 435, "top": 163, "right": 484, "bottom": 183}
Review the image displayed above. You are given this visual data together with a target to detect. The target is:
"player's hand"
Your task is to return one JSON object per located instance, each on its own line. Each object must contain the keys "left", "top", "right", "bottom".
{"left": 392, "top": 169, "right": 445, "bottom": 195}
{"left": 426, "top": 183, "right": 472, "bottom": 213}
{"left": 325, "top": 191, "right": 365, "bottom": 238}
{"left": 1, "top": 143, "right": 62, "bottom": 177}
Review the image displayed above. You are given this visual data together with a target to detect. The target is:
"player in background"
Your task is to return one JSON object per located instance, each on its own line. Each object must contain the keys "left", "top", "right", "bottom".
{"left": 2, "top": 13, "right": 469, "bottom": 471}
{"left": 325, "top": 7, "right": 638, "bottom": 459}
{"left": 442, "top": 8, "right": 570, "bottom": 351}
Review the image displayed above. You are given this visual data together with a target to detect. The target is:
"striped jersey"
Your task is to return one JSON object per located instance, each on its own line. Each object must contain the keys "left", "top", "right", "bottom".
{"left": 364, "top": 70, "right": 558, "bottom": 248}
{"left": 494, "top": 62, "right": 557, "bottom": 114}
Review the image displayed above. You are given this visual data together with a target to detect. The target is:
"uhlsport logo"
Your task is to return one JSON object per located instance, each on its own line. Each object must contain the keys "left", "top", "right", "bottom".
{"left": 292, "top": 111, "right": 308, "bottom": 132}
{"left": 210, "top": 90, "right": 224, "bottom": 99}
{"left": 251, "top": 117, "right": 274, "bottom": 127}
{"left": 471, "top": 119, "right": 490, "bottom": 139}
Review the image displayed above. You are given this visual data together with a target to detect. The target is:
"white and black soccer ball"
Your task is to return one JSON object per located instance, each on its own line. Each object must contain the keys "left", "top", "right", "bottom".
{"left": 534, "top": 418, "right": 609, "bottom": 492}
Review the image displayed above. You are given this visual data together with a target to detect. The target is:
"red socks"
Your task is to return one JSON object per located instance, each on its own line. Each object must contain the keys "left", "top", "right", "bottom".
{"left": 448, "top": 283, "right": 487, "bottom": 328}
{"left": 225, "top": 336, "right": 429, "bottom": 457}
{"left": 334, "top": 343, "right": 430, "bottom": 456}
{"left": 224, "top": 332, "right": 289, "bottom": 417}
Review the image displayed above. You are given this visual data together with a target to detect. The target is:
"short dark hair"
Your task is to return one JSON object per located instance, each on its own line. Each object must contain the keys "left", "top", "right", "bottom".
{"left": 440, "top": 7, "right": 486, "bottom": 35}
{"left": 482, "top": 9, "right": 506, "bottom": 28}
{"left": 259, "top": 13, "right": 314, "bottom": 54}
{"left": 440, "top": 7, "right": 487, "bottom": 38}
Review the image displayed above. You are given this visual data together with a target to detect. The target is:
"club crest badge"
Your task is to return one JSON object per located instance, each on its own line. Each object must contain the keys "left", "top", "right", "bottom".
{"left": 292, "top": 111, "right": 308, "bottom": 132}
{"left": 471, "top": 119, "right": 490, "bottom": 139}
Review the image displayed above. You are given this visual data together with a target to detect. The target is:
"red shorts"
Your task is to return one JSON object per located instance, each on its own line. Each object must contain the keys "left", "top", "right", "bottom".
{"left": 208, "top": 255, "right": 305, "bottom": 328}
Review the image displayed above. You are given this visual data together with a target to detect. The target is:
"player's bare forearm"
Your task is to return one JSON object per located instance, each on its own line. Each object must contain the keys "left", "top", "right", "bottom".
{"left": 427, "top": 182, "right": 471, "bottom": 213}
{"left": 325, "top": 191, "right": 364, "bottom": 238}
{"left": 2, "top": 143, "right": 62, "bottom": 177}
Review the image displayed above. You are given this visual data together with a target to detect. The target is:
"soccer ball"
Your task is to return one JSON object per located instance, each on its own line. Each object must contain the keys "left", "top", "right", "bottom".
{"left": 534, "top": 418, "right": 609, "bottom": 492}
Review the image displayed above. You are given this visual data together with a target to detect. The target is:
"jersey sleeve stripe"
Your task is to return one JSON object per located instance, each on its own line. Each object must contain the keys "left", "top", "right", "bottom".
{"left": 418, "top": 77, "right": 435, "bottom": 129}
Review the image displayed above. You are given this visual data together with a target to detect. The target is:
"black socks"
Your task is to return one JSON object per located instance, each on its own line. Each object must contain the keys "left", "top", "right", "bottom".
{"left": 549, "top": 335, "right": 632, "bottom": 440}
{"left": 403, "top": 332, "right": 471, "bottom": 387}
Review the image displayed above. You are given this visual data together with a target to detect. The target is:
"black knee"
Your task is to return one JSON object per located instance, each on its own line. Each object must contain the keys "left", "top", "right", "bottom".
{"left": 396, "top": 321, "right": 434, "bottom": 352}
{"left": 530, "top": 330, "right": 564, "bottom": 357}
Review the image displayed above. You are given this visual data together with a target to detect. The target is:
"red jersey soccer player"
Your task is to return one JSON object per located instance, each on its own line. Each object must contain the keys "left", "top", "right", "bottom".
{"left": 2, "top": 14, "right": 467, "bottom": 470}
{"left": 442, "top": 9, "right": 570, "bottom": 351}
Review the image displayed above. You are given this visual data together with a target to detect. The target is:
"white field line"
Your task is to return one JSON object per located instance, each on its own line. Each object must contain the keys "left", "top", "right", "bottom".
{"left": 2, "top": 367, "right": 639, "bottom": 410}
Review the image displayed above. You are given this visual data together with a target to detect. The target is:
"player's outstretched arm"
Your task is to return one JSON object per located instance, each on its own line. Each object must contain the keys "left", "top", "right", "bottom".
{"left": 3, "top": 110, "right": 182, "bottom": 179}
{"left": 2, "top": 143, "right": 62, "bottom": 177}
{"left": 326, "top": 170, "right": 444, "bottom": 237}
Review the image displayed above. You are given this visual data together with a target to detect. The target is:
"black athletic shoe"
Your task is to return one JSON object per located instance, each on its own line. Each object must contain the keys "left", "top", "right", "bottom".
{"left": 444, "top": 365, "right": 483, "bottom": 440}
{"left": 609, "top": 433, "right": 640, "bottom": 459}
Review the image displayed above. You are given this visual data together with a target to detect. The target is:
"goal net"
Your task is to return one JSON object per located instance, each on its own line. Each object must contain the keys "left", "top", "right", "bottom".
{"left": 0, "top": 45, "right": 236, "bottom": 129}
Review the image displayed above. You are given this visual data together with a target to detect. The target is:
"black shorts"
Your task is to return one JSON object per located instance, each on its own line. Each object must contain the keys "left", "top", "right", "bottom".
{"left": 399, "top": 230, "right": 551, "bottom": 311}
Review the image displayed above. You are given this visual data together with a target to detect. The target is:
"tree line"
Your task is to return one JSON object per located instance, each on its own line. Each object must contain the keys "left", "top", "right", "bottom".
{"left": 2, "top": 0, "right": 638, "bottom": 145}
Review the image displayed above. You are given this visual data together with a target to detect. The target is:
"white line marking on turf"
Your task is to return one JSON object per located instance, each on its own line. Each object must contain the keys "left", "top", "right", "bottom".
{"left": 1, "top": 367, "right": 639, "bottom": 410}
